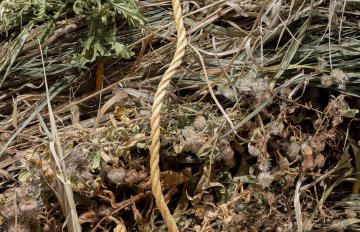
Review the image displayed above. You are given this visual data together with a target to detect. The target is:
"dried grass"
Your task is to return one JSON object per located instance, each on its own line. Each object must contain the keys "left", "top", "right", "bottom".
{"left": 1, "top": 0, "right": 360, "bottom": 231}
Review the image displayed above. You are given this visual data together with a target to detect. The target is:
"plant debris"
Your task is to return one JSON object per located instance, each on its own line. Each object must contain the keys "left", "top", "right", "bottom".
{"left": 1, "top": 0, "right": 360, "bottom": 231}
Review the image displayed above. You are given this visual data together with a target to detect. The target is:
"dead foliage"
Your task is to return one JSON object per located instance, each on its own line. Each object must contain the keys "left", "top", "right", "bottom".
{"left": 1, "top": 0, "right": 360, "bottom": 231}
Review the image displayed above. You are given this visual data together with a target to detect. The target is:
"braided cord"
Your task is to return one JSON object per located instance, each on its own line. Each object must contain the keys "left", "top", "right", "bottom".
{"left": 149, "top": 0, "right": 187, "bottom": 231}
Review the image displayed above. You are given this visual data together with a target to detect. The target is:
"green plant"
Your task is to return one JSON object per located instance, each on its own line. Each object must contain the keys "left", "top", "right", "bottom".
{"left": 0, "top": 0, "right": 144, "bottom": 65}
{"left": 72, "top": 0, "right": 144, "bottom": 64}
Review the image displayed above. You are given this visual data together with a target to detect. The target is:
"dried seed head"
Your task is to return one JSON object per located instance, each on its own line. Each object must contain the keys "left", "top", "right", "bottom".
{"left": 184, "top": 138, "right": 203, "bottom": 154}
{"left": 220, "top": 144, "right": 235, "bottom": 168}
{"left": 182, "top": 126, "right": 196, "bottom": 138}
{"left": 330, "top": 69, "right": 347, "bottom": 80}
{"left": 330, "top": 69, "right": 348, "bottom": 89}
{"left": 287, "top": 143, "right": 301, "bottom": 160}
{"left": 64, "top": 150, "right": 93, "bottom": 182}
{"left": 258, "top": 171, "right": 273, "bottom": 188}
{"left": 217, "top": 84, "right": 236, "bottom": 101}
{"left": 314, "top": 154, "right": 325, "bottom": 168}
{"left": 181, "top": 126, "right": 206, "bottom": 154}
{"left": 2, "top": 185, "right": 42, "bottom": 232}
{"left": 236, "top": 76, "right": 270, "bottom": 104}
{"left": 270, "top": 121, "right": 285, "bottom": 137}
{"left": 102, "top": 166, "right": 146, "bottom": 185}
{"left": 310, "top": 138, "right": 325, "bottom": 153}
{"left": 258, "top": 159, "right": 271, "bottom": 172}
{"left": 193, "top": 116, "right": 207, "bottom": 131}
{"left": 248, "top": 144, "right": 261, "bottom": 157}
{"left": 302, "top": 144, "right": 313, "bottom": 157}
{"left": 301, "top": 144, "right": 314, "bottom": 170}
{"left": 320, "top": 74, "right": 333, "bottom": 88}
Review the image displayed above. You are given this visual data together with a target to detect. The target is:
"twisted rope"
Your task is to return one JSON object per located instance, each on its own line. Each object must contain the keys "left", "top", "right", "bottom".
{"left": 149, "top": 0, "right": 187, "bottom": 231}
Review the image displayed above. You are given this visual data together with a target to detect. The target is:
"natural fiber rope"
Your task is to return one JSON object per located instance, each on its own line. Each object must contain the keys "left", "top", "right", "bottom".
{"left": 149, "top": 0, "right": 187, "bottom": 231}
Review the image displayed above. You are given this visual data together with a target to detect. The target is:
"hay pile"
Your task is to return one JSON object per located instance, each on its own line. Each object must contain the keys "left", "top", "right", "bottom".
{"left": 1, "top": 0, "right": 360, "bottom": 231}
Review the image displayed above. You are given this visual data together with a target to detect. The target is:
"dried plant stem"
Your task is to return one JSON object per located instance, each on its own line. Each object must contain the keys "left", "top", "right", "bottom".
{"left": 38, "top": 39, "right": 81, "bottom": 232}
{"left": 149, "top": 0, "right": 187, "bottom": 231}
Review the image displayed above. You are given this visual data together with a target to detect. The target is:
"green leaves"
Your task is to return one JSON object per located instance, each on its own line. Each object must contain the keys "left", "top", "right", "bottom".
{"left": 341, "top": 102, "right": 359, "bottom": 118}
{"left": 111, "top": 0, "right": 144, "bottom": 26}
{"left": 0, "top": 0, "right": 144, "bottom": 65}
{"left": 72, "top": 0, "right": 144, "bottom": 65}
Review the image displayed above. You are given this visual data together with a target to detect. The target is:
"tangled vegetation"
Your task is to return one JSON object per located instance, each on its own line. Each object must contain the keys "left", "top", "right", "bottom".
{"left": 1, "top": 0, "right": 360, "bottom": 231}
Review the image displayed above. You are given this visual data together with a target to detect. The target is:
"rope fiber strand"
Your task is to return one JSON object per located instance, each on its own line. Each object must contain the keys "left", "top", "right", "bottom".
{"left": 149, "top": 0, "right": 187, "bottom": 231}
